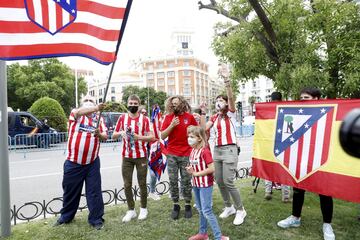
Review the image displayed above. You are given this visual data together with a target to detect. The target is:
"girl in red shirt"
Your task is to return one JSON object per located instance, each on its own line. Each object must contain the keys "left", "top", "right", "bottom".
{"left": 186, "top": 126, "right": 229, "bottom": 240}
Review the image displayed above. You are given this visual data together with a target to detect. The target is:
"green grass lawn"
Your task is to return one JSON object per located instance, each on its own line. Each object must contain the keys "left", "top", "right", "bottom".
{"left": 2, "top": 179, "right": 359, "bottom": 240}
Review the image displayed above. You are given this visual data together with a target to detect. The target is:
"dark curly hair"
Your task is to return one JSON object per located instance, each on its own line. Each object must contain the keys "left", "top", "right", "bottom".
{"left": 165, "top": 95, "right": 191, "bottom": 114}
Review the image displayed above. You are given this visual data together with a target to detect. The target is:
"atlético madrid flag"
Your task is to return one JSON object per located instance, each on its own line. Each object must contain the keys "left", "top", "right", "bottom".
{"left": 0, "top": 0, "right": 132, "bottom": 65}
{"left": 252, "top": 99, "right": 360, "bottom": 203}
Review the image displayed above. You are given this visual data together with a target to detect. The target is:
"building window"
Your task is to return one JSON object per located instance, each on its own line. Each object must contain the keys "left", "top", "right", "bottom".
{"left": 146, "top": 73, "right": 154, "bottom": 80}
{"left": 99, "top": 89, "right": 103, "bottom": 96}
{"left": 242, "top": 83, "right": 245, "bottom": 89}
{"left": 184, "top": 78, "right": 191, "bottom": 85}
{"left": 183, "top": 70, "right": 191, "bottom": 76}
{"left": 111, "top": 96, "right": 116, "bottom": 102}
{"left": 167, "top": 71, "right": 175, "bottom": 77}
{"left": 111, "top": 87, "right": 115, "bottom": 94}
{"left": 183, "top": 86, "right": 191, "bottom": 96}
{"left": 99, "top": 98, "right": 103, "bottom": 103}
{"left": 168, "top": 62, "right": 175, "bottom": 68}
{"left": 168, "top": 79, "right": 175, "bottom": 85}
{"left": 184, "top": 60, "right": 190, "bottom": 67}
{"left": 168, "top": 88, "right": 175, "bottom": 95}
{"left": 252, "top": 80, "right": 257, "bottom": 88}
{"left": 158, "top": 80, "right": 165, "bottom": 86}
{"left": 157, "top": 72, "right": 165, "bottom": 78}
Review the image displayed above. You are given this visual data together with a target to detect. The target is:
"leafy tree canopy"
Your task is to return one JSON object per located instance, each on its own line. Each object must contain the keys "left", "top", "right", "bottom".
{"left": 200, "top": 0, "right": 360, "bottom": 99}
{"left": 7, "top": 59, "right": 87, "bottom": 113}
{"left": 121, "top": 85, "right": 168, "bottom": 113}
{"left": 29, "top": 97, "right": 67, "bottom": 132}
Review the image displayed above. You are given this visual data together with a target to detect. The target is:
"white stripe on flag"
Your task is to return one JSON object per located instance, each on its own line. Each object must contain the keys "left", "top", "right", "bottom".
{"left": 0, "top": 33, "right": 117, "bottom": 52}
{"left": 312, "top": 114, "right": 326, "bottom": 170}
{"left": 299, "top": 129, "right": 311, "bottom": 178}
{"left": 33, "top": 0, "right": 43, "bottom": 25}
{"left": 0, "top": 8, "right": 28, "bottom": 21}
{"left": 62, "top": 7, "right": 69, "bottom": 27}
{"left": 220, "top": 118, "right": 228, "bottom": 145}
{"left": 76, "top": 11, "right": 123, "bottom": 30}
{"left": 278, "top": 151, "right": 284, "bottom": 165}
{"left": 48, "top": 0, "right": 57, "bottom": 33}
{"left": 289, "top": 140, "right": 298, "bottom": 176}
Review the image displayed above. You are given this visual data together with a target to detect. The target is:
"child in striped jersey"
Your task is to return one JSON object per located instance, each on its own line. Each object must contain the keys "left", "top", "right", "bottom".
{"left": 186, "top": 126, "right": 229, "bottom": 240}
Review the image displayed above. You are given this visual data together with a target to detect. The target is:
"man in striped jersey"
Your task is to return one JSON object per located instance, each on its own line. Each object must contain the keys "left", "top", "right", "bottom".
{"left": 112, "top": 95, "right": 154, "bottom": 222}
{"left": 54, "top": 95, "right": 108, "bottom": 230}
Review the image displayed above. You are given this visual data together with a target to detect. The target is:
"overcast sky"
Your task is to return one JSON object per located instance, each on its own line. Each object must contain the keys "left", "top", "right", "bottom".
{"left": 60, "top": 0, "right": 230, "bottom": 76}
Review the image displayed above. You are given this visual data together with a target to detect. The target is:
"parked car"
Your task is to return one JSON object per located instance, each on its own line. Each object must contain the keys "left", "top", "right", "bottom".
{"left": 8, "top": 111, "right": 59, "bottom": 148}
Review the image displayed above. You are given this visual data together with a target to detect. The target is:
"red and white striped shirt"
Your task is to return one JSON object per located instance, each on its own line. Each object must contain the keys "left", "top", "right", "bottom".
{"left": 189, "top": 147, "right": 214, "bottom": 188}
{"left": 210, "top": 110, "right": 237, "bottom": 146}
{"left": 66, "top": 110, "right": 107, "bottom": 165}
{"left": 115, "top": 113, "right": 150, "bottom": 158}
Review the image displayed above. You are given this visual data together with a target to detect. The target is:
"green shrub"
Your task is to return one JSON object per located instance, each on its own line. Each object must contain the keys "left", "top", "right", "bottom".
{"left": 29, "top": 97, "right": 67, "bottom": 132}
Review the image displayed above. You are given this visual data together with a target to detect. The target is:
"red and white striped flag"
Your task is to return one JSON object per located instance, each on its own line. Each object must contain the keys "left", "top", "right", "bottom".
{"left": 0, "top": 0, "right": 132, "bottom": 65}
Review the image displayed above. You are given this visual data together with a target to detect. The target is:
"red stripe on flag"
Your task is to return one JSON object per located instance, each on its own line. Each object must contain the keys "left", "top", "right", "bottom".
{"left": 25, "top": 1, "right": 35, "bottom": 22}
{"left": 81, "top": 134, "right": 91, "bottom": 165}
{"left": 67, "top": 120, "right": 77, "bottom": 159}
{"left": 0, "top": 1, "right": 25, "bottom": 8}
{"left": 321, "top": 109, "right": 334, "bottom": 165}
{"left": 252, "top": 157, "right": 360, "bottom": 203}
{"left": 0, "top": 21, "right": 120, "bottom": 41}
{"left": 0, "top": 44, "right": 116, "bottom": 63}
{"left": 41, "top": 0, "right": 50, "bottom": 31}
{"left": 90, "top": 137, "right": 98, "bottom": 163}
{"left": 295, "top": 136, "right": 304, "bottom": 179}
{"left": 56, "top": 4, "right": 63, "bottom": 31}
{"left": 307, "top": 122, "right": 317, "bottom": 174}
{"left": 283, "top": 147, "right": 290, "bottom": 168}
{"left": 77, "top": 2, "right": 126, "bottom": 19}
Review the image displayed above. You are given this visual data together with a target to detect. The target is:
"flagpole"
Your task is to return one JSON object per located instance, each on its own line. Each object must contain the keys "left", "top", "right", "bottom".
{"left": 97, "top": 0, "right": 133, "bottom": 127}
{"left": 0, "top": 60, "right": 11, "bottom": 237}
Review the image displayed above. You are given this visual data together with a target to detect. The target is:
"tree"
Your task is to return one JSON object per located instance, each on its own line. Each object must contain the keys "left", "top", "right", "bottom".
{"left": 121, "top": 86, "right": 168, "bottom": 112}
{"left": 29, "top": 97, "right": 67, "bottom": 132}
{"left": 7, "top": 59, "right": 87, "bottom": 113}
{"left": 102, "top": 101, "right": 127, "bottom": 112}
{"left": 199, "top": 0, "right": 360, "bottom": 99}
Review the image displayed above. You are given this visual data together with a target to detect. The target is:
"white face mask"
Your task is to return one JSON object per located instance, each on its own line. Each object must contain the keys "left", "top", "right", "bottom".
{"left": 215, "top": 102, "right": 226, "bottom": 111}
{"left": 82, "top": 101, "right": 95, "bottom": 108}
{"left": 187, "top": 137, "right": 198, "bottom": 146}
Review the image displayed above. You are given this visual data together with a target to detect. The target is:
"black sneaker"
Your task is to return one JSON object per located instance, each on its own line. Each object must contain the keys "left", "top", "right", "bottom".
{"left": 184, "top": 205, "right": 192, "bottom": 219}
{"left": 171, "top": 204, "right": 181, "bottom": 220}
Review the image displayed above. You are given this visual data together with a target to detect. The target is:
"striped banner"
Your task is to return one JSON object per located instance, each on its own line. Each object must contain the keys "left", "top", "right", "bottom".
{"left": 252, "top": 99, "right": 360, "bottom": 203}
{"left": 0, "top": 0, "right": 132, "bottom": 65}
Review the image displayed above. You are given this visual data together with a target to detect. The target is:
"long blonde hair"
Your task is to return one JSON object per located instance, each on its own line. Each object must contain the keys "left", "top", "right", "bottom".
{"left": 187, "top": 126, "right": 207, "bottom": 149}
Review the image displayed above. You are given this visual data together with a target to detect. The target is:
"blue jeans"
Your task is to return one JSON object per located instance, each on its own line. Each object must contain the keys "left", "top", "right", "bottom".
{"left": 59, "top": 158, "right": 104, "bottom": 226}
{"left": 193, "top": 186, "right": 222, "bottom": 240}
{"left": 149, "top": 169, "right": 157, "bottom": 193}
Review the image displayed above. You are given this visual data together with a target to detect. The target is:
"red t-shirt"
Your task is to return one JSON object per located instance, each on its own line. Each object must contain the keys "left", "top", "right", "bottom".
{"left": 160, "top": 112, "right": 198, "bottom": 156}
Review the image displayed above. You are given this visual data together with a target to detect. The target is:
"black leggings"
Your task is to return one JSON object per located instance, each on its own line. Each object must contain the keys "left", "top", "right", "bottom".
{"left": 292, "top": 187, "right": 333, "bottom": 223}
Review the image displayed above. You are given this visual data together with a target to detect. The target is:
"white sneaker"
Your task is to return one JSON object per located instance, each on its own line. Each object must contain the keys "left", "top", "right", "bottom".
{"left": 233, "top": 209, "right": 247, "bottom": 225}
{"left": 323, "top": 223, "right": 335, "bottom": 240}
{"left": 122, "top": 210, "right": 137, "bottom": 223}
{"left": 219, "top": 205, "right": 236, "bottom": 219}
{"left": 277, "top": 215, "right": 301, "bottom": 228}
{"left": 138, "top": 208, "right": 148, "bottom": 220}
{"left": 149, "top": 192, "right": 161, "bottom": 201}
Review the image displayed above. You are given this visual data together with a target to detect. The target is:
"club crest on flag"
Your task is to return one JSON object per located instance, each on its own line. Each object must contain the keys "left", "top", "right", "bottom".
{"left": 25, "top": 0, "right": 77, "bottom": 35}
{"left": 273, "top": 105, "right": 336, "bottom": 182}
